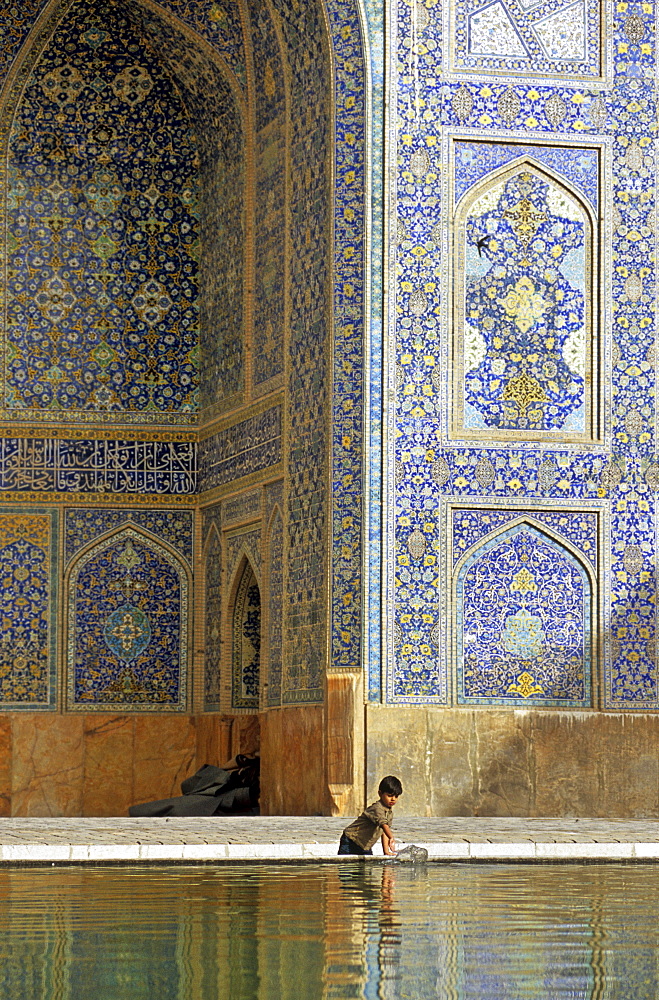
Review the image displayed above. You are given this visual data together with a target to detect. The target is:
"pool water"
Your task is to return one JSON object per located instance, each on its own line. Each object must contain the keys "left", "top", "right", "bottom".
{"left": 0, "top": 862, "right": 657, "bottom": 998}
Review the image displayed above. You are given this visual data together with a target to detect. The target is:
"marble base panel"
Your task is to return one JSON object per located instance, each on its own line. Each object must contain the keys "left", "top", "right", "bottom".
{"left": 260, "top": 705, "right": 325, "bottom": 816}
{"left": 366, "top": 706, "right": 659, "bottom": 819}
{"left": 1, "top": 714, "right": 263, "bottom": 817}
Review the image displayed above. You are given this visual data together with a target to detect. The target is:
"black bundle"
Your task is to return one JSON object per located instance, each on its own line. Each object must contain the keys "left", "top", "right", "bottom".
{"left": 129, "top": 755, "right": 260, "bottom": 817}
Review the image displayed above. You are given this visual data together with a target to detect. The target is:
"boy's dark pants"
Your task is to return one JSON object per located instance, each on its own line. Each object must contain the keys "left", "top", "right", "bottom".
{"left": 338, "top": 833, "right": 373, "bottom": 856}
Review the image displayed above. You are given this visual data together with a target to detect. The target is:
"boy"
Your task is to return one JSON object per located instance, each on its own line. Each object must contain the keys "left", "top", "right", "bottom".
{"left": 338, "top": 775, "right": 402, "bottom": 856}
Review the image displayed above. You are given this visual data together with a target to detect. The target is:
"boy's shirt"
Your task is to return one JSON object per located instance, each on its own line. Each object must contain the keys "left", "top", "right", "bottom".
{"left": 343, "top": 800, "right": 393, "bottom": 850}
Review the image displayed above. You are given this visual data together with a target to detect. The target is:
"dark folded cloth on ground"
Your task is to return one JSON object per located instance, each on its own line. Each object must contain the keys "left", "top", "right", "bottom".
{"left": 129, "top": 756, "right": 260, "bottom": 817}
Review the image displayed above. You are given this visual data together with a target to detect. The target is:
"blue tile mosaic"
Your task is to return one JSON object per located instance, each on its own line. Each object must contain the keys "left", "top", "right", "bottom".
{"left": 65, "top": 508, "right": 194, "bottom": 564}
{"left": 266, "top": 507, "right": 284, "bottom": 708}
{"left": 456, "top": 521, "right": 592, "bottom": 707}
{"left": 0, "top": 437, "right": 196, "bottom": 496}
{"left": 203, "top": 520, "right": 222, "bottom": 711}
{"left": 5, "top": 0, "right": 200, "bottom": 420}
{"left": 454, "top": 140, "right": 600, "bottom": 210}
{"left": 66, "top": 526, "right": 189, "bottom": 711}
{"left": 378, "top": 0, "right": 659, "bottom": 712}
{"left": 0, "top": 0, "right": 370, "bottom": 714}
{"left": 198, "top": 407, "right": 281, "bottom": 493}
{"left": 457, "top": 166, "right": 593, "bottom": 437}
{"left": 0, "top": 508, "right": 58, "bottom": 709}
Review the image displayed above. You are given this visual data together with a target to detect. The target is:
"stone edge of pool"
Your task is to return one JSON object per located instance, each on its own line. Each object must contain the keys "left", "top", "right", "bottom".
{"left": 2, "top": 842, "right": 659, "bottom": 863}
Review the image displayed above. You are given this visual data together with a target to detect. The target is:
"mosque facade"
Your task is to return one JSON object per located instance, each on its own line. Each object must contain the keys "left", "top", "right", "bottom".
{"left": 0, "top": 0, "right": 656, "bottom": 817}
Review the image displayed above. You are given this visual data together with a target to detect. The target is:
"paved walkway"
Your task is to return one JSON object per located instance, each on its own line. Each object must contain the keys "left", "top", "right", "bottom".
{"left": 0, "top": 817, "right": 658, "bottom": 862}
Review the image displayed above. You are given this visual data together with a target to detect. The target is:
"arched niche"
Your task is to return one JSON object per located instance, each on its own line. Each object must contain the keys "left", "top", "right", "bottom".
{"left": 65, "top": 524, "right": 190, "bottom": 711}
{"left": 230, "top": 556, "right": 262, "bottom": 712}
{"left": 203, "top": 523, "right": 222, "bottom": 711}
{"left": 452, "top": 158, "right": 599, "bottom": 445}
{"left": 1, "top": 0, "right": 245, "bottom": 424}
{"left": 454, "top": 520, "right": 594, "bottom": 707}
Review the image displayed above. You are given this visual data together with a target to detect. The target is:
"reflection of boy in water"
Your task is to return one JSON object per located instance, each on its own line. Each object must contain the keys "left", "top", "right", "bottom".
{"left": 338, "top": 776, "right": 402, "bottom": 856}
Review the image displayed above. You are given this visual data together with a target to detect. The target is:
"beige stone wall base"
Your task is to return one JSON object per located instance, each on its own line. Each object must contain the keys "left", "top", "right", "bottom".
{"left": 366, "top": 705, "right": 659, "bottom": 818}
{"left": 0, "top": 713, "right": 263, "bottom": 818}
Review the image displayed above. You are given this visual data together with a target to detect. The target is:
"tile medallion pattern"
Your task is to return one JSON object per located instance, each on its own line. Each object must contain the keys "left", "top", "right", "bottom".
{"left": 112, "top": 0, "right": 247, "bottom": 416}
{"left": 67, "top": 526, "right": 189, "bottom": 711}
{"left": 381, "top": 0, "right": 657, "bottom": 708}
{"left": 0, "top": 508, "right": 58, "bottom": 708}
{"left": 455, "top": 520, "right": 592, "bottom": 706}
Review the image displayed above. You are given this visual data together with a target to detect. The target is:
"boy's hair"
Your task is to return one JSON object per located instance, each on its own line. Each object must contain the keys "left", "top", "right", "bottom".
{"left": 378, "top": 775, "right": 403, "bottom": 797}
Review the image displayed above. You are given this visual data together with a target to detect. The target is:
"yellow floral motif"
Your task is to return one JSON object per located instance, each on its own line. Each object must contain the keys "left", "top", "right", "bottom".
{"left": 507, "top": 671, "right": 545, "bottom": 698}
{"left": 502, "top": 372, "right": 548, "bottom": 413}
{"left": 503, "top": 193, "right": 548, "bottom": 247}
{"left": 497, "top": 276, "right": 546, "bottom": 333}
{"left": 510, "top": 567, "right": 536, "bottom": 593}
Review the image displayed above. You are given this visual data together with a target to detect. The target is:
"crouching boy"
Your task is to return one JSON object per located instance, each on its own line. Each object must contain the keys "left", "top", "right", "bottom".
{"left": 338, "top": 775, "right": 402, "bottom": 857}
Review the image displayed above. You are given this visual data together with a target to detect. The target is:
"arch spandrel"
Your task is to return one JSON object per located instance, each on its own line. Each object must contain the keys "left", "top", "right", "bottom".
{"left": 452, "top": 158, "right": 599, "bottom": 446}
{"left": 454, "top": 521, "right": 593, "bottom": 708}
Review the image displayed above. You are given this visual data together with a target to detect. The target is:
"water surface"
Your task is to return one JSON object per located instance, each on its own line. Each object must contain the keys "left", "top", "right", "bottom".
{"left": 0, "top": 862, "right": 656, "bottom": 998}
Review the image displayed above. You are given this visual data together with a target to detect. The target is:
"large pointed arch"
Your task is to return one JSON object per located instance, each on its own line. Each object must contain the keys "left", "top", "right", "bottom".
{"left": 453, "top": 519, "right": 594, "bottom": 707}
{"left": 229, "top": 555, "right": 261, "bottom": 711}
{"left": 0, "top": 0, "right": 247, "bottom": 426}
{"left": 451, "top": 156, "right": 599, "bottom": 445}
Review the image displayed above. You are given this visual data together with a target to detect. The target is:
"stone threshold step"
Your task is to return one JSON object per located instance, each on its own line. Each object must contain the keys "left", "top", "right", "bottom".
{"left": 2, "top": 841, "right": 659, "bottom": 863}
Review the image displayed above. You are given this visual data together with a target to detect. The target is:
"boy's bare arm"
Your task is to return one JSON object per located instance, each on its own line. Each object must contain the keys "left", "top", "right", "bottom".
{"left": 381, "top": 823, "right": 396, "bottom": 855}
